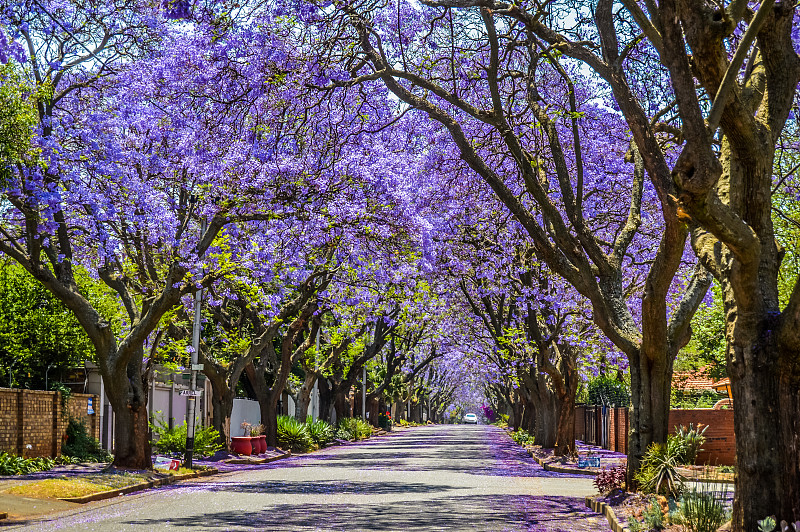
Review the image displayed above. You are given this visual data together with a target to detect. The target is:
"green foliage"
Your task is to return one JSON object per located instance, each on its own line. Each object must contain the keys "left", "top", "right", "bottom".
{"left": 61, "top": 418, "right": 112, "bottom": 462}
{"left": 0, "top": 62, "right": 44, "bottom": 185}
{"left": 150, "top": 419, "right": 223, "bottom": 458}
{"left": 510, "top": 429, "right": 535, "bottom": 446}
{"left": 586, "top": 375, "right": 630, "bottom": 407}
{"left": 305, "top": 417, "right": 335, "bottom": 446}
{"left": 670, "top": 389, "right": 727, "bottom": 409}
{"left": 0, "top": 261, "right": 122, "bottom": 389}
{"left": 758, "top": 517, "right": 777, "bottom": 532}
{"left": 672, "top": 482, "right": 731, "bottom": 532}
{"left": 635, "top": 438, "right": 685, "bottom": 497}
{"left": 0, "top": 452, "right": 55, "bottom": 475}
{"left": 678, "top": 282, "right": 726, "bottom": 380}
{"left": 335, "top": 418, "right": 372, "bottom": 441}
{"left": 642, "top": 497, "right": 665, "bottom": 529}
{"left": 673, "top": 424, "right": 708, "bottom": 465}
{"left": 627, "top": 516, "right": 644, "bottom": 532}
{"left": 276, "top": 415, "right": 313, "bottom": 452}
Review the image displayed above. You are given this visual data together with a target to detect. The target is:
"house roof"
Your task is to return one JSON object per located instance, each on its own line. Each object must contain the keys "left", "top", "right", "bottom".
{"left": 672, "top": 369, "right": 725, "bottom": 392}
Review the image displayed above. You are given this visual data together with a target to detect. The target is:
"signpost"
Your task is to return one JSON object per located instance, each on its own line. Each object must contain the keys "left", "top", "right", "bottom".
{"left": 184, "top": 218, "right": 206, "bottom": 468}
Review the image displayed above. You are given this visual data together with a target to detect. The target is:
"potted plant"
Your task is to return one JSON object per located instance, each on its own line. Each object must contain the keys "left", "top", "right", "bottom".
{"left": 231, "top": 421, "right": 253, "bottom": 455}
{"left": 250, "top": 424, "right": 266, "bottom": 454}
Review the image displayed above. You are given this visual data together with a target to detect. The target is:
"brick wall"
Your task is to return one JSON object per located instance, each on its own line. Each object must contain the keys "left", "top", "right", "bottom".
{"left": 608, "top": 407, "right": 629, "bottom": 454}
{"left": 0, "top": 388, "right": 99, "bottom": 458}
{"left": 669, "top": 409, "right": 735, "bottom": 466}
{"left": 576, "top": 406, "right": 736, "bottom": 465}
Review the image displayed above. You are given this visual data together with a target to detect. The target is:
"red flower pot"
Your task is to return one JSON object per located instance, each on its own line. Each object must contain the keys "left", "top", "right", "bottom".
{"left": 231, "top": 436, "right": 252, "bottom": 456}
{"left": 256, "top": 435, "right": 267, "bottom": 454}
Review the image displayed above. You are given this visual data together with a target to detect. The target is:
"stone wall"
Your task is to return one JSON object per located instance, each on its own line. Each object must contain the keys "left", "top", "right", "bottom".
{"left": 0, "top": 388, "right": 99, "bottom": 458}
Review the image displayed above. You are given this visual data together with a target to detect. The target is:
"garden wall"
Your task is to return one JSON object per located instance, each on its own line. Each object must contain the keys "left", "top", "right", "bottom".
{"left": 574, "top": 405, "right": 736, "bottom": 465}
{"left": 0, "top": 388, "right": 99, "bottom": 458}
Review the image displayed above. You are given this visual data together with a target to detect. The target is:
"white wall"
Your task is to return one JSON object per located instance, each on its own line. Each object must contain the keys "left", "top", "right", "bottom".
{"left": 231, "top": 398, "right": 261, "bottom": 436}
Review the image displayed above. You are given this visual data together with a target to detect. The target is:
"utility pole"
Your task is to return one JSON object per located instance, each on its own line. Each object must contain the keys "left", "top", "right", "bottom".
{"left": 312, "top": 327, "right": 320, "bottom": 420}
{"left": 184, "top": 218, "right": 206, "bottom": 468}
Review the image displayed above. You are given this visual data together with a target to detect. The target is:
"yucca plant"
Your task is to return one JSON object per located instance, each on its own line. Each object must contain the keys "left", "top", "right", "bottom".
{"left": 277, "top": 415, "right": 313, "bottom": 452}
{"left": 305, "top": 417, "right": 335, "bottom": 446}
{"left": 634, "top": 439, "right": 685, "bottom": 497}
{"left": 674, "top": 423, "right": 708, "bottom": 465}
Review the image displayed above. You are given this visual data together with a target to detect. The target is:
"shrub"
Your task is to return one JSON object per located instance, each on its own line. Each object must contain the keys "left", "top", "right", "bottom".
{"left": 510, "top": 429, "right": 535, "bottom": 446}
{"left": 150, "top": 419, "right": 223, "bottom": 458}
{"left": 336, "top": 418, "right": 372, "bottom": 441}
{"left": 586, "top": 375, "right": 631, "bottom": 407}
{"left": 627, "top": 516, "right": 644, "bottom": 532}
{"left": 277, "top": 415, "right": 312, "bottom": 452}
{"left": 634, "top": 438, "right": 684, "bottom": 497}
{"left": 594, "top": 465, "right": 626, "bottom": 494}
{"left": 642, "top": 497, "right": 665, "bottom": 529}
{"left": 673, "top": 424, "right": 708, "bottom": 465}
{"left": 673, "top": 485, "right": 730, "bottom": 532}
{"left": 305, "top": 417, "right": 335, "bottom": 447}
{"left": 0, "top": 452, "right": 55, "bottom": 475}
{"left": 62, "top": 418, "right": 112, "bottom": 462}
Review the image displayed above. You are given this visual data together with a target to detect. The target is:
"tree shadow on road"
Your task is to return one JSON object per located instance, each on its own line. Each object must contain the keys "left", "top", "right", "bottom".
{"left": 123, "top": 494, "right": 605, "bottom": 531}
{"left": 195, "top": 479, "right": 467, "bottom": 495}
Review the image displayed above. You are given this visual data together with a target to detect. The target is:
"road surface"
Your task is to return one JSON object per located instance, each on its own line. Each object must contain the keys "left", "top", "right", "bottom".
{"left": 9, "top": 425, "right": 608, "bottom": 531}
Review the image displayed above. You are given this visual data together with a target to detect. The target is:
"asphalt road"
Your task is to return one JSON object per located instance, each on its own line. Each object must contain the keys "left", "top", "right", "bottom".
{"left": 8, "top": 425, "right": 608, "bottom": 532}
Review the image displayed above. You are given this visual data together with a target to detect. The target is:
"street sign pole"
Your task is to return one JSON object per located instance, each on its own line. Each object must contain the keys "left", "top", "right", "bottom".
{"left": 184, "top": 218, "right": 206, "bottom": 468}
{"left": 362, "top": 366, "right": 366, "bottom": 420}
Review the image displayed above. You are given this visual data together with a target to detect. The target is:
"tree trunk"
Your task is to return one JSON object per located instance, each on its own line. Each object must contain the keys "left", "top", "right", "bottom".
{"left": 553, "top": 390, "right": 576, "bottom": 457}
{"left": 726, "top": 324, "right": 800, "bottom": 527}
{"left": 532, "top": 386, "right": 558, "bottom": 448}
{"left": 627, "top": 349, "right": 672, "bottom": 483}
{"left": 318, "top": 378, "right": 333, "bottom": 423}
{"left": 333, "top": 388, "right": 349, "bottom": 421}
{"left": 210, "top": 387, "right": 234, "bottom": 450}
{"left": 260, "top": 393, "right": 279, "bottom": 448}
{"left": 108, "top": 357, "right": 152, "bottom": 469}
{"left": 294, "top": 372, "right": 317, "bottom": 421}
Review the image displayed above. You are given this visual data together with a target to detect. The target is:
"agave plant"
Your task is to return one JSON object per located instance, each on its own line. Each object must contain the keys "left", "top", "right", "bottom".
{"left": 305, "top": 417, "right": 335, "bottom": 446}
{"left": 276, "top": 415, "right": 312, "bottom": 452}
{"left": 634, "top": 440, "right": 685, "bottom": 497}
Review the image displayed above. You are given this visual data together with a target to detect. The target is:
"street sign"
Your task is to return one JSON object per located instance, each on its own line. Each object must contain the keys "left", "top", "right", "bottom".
{"left": 191, "top": 364, "right": 204, "bottom": 371}
{"left": 578, "top": 457, "right": 601, "bottom": 468}
{"left": 179, "top": 390, "right": 202, "bottom": 396}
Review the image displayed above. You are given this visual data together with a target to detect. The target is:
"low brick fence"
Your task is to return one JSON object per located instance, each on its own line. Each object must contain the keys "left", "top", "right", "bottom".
{"left": 0, "top": 388, "right": 99, "bottom": 458}
{"left": 575, "top": 405, "right": 736, "bottom": 465}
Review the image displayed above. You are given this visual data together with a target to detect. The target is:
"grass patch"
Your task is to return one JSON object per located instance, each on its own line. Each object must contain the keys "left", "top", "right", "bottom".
{"left": 4, "top": 473, "right": 147, "bottom": 499}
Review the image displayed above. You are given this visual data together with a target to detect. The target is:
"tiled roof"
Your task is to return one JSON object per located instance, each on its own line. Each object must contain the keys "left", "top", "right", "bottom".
{"left": 672, "top": 369, "right": 723, "bottom": 391}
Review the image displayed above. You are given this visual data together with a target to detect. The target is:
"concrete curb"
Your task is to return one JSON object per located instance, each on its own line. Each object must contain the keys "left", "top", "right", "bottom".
{"left": 585, "top": 496, "right": 629, "bottom": 532}
{"left": 224, "top": 451, "right": 291, "bottom": 465}
{"left": 58, "top": 468, "right": 218, "bottom": 504}
{"left": 527, "top": 450, "right": 600, "bottom": 476}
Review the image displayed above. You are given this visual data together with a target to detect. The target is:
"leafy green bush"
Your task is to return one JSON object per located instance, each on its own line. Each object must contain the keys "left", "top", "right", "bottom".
{"left": 62, "top": 418, "right": 112, "bottom": 462}
{"left": 150, "top": 419, "right": 223, "bottom": 458}
{"left": 0, "top": 452, "right": 55, "bottom": 475}
{"left": 277, "top": 415, "right": 313, "bottom": 452}
{"left": 510, "top": 429, "right": 535, "bottom": 446}
{"left": 305, "top": 417, "right": 335, "bottom": 447}
{"left": 586, "top": 375, "right": 630, "bottom": 407}
{"left": 673, "top": 424, "right": 708, "bottom": 465}
{"left": 634, "top": 438, "right": 685, "bottom": 497}
{"left": 335, "top": 418, "right": 372, "bottom": 441}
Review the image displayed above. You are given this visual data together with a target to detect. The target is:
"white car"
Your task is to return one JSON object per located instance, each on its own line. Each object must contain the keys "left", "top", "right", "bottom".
{"left": 463, "top": 413, "right": 478, "bottom": 424}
